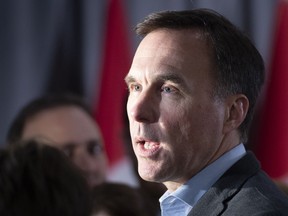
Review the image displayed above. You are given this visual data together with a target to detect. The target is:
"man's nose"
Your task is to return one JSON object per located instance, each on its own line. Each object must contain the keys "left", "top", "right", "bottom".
{"left": 128, "top": 90, "right": 159, "bottom": 123}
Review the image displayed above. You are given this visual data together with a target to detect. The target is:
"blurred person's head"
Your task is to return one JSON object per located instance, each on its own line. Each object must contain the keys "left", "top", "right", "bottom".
{"left": 6, "top": 94, "right": 108, "bottom": 187}
{"left": 91, "top": 182, "right": 149, "bottom": 216}
{"left": 0, "top": 140, "right": 92, "bottom": 216}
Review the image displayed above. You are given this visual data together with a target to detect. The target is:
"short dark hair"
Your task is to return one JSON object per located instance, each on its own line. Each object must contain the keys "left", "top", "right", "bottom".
{"left": 0, "top": 140, "right": 92, "bottom": 216}
{"left": 6, "top": 94, "right": 93, "bottom": 144}
{"left": 135, "top": 9, "right": 265, "bottom": 142}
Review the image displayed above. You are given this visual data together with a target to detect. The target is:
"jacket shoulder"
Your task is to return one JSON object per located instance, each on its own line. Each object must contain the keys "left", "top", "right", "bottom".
{"left": 190, "top": 152, "right": 288, "bottom": 215}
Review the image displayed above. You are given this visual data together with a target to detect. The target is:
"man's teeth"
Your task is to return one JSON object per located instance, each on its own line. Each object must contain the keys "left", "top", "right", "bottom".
{"left": 144, "top": 142, "right": 157, "bottom": 149}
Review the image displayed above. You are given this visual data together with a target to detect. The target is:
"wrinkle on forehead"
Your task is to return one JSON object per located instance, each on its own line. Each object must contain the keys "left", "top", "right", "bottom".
{"left": 130, "top": 28, "right": 212, "bottom": 77}
{"left": 135, "top": 28, "right": 206, "bottom": 56}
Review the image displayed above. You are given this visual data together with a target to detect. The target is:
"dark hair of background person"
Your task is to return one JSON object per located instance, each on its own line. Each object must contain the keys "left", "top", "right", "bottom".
{"left": 6, "top": 94, "right": 93, "bottom": 144}
{"left": 92, "top": 182, "right": 149, "bottom": 216}
{"left": 0, "top": 140, "right": 92, "bottom": 216}
{"left": 135, "top": 9, "right": 265, "bottom": 143}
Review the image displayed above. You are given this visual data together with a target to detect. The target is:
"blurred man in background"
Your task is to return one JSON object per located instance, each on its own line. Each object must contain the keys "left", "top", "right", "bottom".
{"left": 6, "top": 94, "right": 108, "bottom": 187}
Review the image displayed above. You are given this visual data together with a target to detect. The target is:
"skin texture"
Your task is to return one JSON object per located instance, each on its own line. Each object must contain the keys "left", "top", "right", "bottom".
{"left": 126, "top": 29, "right": 248, "bottom": 191}
{"left": 22, "top": 106, "right": 108, "bottom": 187}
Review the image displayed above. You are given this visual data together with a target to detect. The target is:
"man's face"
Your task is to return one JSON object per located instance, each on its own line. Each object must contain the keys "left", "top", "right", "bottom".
{"left": 22, "top": 106, "right": 108, "bottom": 187}
{"left": 126, "top": 29, "right": 229, "bottom": 190}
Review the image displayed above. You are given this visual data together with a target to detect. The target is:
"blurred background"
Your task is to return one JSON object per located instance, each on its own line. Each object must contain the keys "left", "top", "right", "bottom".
{"left": 0, "top": 0, "right": 287, "bottom": 183}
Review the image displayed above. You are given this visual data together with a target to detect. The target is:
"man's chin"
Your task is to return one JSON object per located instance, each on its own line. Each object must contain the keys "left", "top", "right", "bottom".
{"left": 138, "top": 169, "right": 161, "bottom": 183}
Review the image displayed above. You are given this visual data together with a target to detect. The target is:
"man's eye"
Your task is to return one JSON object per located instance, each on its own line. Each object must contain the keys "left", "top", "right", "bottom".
{"left": 162, "top": 86, "right": 174, "bottom": 93}
{"left": 129, "top": 83, "right": 141, "bottom": 92}
{"left": 87, "top": 140, "right": 103, "bottom": 156}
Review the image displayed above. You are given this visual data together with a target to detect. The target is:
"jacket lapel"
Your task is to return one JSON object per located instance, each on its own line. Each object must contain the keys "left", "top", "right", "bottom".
{"left": 188, "top": 152, "right": 260, "bottom": 216}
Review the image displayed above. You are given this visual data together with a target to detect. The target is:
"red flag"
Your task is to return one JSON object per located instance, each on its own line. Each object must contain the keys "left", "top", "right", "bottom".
{"left": 254, "top": 0, "right": 288, "bottom": 179}
{"left": 94, "top": 0, "right": 131, "bottom": 166}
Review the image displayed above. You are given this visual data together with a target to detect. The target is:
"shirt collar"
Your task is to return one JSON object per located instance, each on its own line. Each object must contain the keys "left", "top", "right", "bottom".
{"left": 160, "top": 143, "right": 246, "bottom": 215}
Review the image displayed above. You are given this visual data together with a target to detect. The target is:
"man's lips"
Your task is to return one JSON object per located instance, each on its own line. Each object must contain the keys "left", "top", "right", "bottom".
{"left": 134, "top": 138, "right": 161, "bottom": 157}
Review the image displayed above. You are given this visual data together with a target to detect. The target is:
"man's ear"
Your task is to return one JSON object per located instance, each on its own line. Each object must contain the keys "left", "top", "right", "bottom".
{"left": 223, "top": 94, "right": 249, "bottom": 134}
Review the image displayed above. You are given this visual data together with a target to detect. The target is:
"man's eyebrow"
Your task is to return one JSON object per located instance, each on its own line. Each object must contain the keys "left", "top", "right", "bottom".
{"left": 155, "top": 74, "right": 185, "bottom": 85}
{"left": 125, "top": 73, "right": 185, "bottom": 83}
{"left": 124, "top": 75, "right": 136, "bottom": 85}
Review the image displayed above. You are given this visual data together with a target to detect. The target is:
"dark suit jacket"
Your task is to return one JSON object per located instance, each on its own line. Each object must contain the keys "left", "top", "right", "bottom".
{"left": 189, "top": 152, "right": 288, "bottom": 216}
